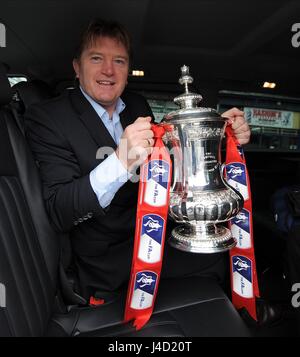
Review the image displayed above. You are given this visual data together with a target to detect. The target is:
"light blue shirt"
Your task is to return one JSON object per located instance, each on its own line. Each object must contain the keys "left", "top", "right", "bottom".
{"left": 80, "top": 87, "right": 131, "bottom": 208}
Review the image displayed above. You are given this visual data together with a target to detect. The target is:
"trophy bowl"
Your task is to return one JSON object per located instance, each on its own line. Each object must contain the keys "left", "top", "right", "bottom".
{"left": 160, "top": 65, "right": 244, "bottom": 253}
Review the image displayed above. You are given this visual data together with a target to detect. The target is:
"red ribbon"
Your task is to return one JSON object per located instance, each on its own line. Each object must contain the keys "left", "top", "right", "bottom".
{"left": 124, "top": 125, "right": 172, "bottom": 330}
{"left": 124, "top": 122, "right": 260, "bottom": 329}
{"left": 225, "top": 125, "right": 260, "bottom": 321}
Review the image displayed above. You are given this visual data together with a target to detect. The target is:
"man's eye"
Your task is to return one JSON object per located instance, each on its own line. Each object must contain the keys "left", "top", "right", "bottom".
{"left": 114, "top": 59, "right": 126, "bottom": 65}
{"left": 91, "top": 56, "right": 102, "bottom": 62}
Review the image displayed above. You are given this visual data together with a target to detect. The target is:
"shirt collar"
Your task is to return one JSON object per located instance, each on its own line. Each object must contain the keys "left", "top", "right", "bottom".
{"left": 79, "top": 86, "right": 126, "bottom": 119}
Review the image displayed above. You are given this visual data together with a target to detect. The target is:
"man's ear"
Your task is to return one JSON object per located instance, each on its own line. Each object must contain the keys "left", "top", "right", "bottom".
{"left": 73, "top": 59, "right": 80, "bottom": 78}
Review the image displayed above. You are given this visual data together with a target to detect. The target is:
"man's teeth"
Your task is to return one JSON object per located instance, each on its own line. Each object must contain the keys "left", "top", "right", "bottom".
{"left": 97, "top": 81, "right": 114, "bottom": 85}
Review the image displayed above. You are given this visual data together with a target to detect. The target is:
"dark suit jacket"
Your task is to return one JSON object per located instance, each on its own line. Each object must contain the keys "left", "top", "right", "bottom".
{"left": 25, "top": 87, "right": 153, "bottom": 297}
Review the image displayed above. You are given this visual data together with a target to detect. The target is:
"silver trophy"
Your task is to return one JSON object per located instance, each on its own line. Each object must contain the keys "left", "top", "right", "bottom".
{"left": 160, "top": 65, "right": 244, "bottom": 253}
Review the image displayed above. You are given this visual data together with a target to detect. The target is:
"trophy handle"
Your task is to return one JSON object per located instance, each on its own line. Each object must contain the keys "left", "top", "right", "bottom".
{"left": 221, "top": 163, "right": 226, "bottom": 176}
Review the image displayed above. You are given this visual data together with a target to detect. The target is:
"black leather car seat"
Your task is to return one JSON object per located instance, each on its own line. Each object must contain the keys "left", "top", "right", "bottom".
{"left": 9, "top": 79, "right": 53, "bottom": 134}
{"left": 12, "top": 79, "right": 53, "bottom": 110}
{"left": 0, "top": 64, "right": 251, "bottom": 337}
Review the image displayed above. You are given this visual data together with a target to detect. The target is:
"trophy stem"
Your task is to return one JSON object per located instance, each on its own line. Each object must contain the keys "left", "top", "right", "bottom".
{"left": 169, "top": 223, "right": 236, "bottom": 254}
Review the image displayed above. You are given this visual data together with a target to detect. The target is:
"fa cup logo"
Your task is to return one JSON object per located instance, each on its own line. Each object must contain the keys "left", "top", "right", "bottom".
{"left": 144, "top": 216, "right": 162, "bottom": 233}
{"left": 227, "top": 165, "right": 244, "bottom": 179}
{"left": 137, "top": 273, "right": 156, "bottom": 288}
{"left": 149, "top": 163, "right": 167, "bottom": 178}
{"left": 234, "top": 257, "right": 251, "bottom": 272}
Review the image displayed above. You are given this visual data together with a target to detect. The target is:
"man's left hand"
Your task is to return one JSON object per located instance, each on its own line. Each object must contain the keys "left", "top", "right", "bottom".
{"left": 222, "top": 107, "right": 250, "bottom": 145}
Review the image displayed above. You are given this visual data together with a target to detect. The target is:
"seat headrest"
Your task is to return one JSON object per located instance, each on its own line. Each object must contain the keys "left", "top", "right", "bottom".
{"left": 0, "top": 63, "right": 13, "bottom": 106}
{"left": 13, "top": 80, "right": 53, "bottom": 110}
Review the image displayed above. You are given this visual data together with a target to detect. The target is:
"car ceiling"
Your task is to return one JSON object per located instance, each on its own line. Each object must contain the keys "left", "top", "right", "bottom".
{"left": 1, "top": 0, "right": 300, "bottom": 98}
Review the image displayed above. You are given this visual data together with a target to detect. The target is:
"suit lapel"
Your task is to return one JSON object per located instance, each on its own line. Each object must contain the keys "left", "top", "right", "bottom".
{"left": 69, "top": 87, "right": 117, "bottom": 149}
{"left": 119, "top": 91, "right": 136, "bottom": 130}
{"left": 119, "top": 105, "right": 132, "bottom": 131}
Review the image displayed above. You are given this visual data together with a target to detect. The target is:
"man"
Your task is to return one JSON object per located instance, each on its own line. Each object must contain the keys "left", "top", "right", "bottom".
{"left": 26, "top": 19, "right": 250, "bottom": 299}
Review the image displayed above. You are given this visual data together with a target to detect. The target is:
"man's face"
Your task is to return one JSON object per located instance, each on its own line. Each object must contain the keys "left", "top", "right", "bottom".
{"left": 73, "top": 36, "right": 129, "bottom": 115}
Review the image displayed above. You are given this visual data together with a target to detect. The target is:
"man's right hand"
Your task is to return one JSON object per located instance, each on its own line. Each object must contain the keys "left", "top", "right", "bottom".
{"left": 116, "top": 116, "right": 154, "bottom": 172}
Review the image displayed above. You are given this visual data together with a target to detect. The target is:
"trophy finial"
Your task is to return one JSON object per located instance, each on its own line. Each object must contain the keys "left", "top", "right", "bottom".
{"left": 174, "top": 65, "right": 202, "bottom": 108}
{"left": 181, "top": 65, "right": 190, "bottom": 76}
{"left": 179, "top": 65, "right": 193, "bottom": 93}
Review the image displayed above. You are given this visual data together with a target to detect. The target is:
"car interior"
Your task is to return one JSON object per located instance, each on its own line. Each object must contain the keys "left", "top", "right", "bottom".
{"left": 1, "top": 0, "right": 300, "bottom": 338}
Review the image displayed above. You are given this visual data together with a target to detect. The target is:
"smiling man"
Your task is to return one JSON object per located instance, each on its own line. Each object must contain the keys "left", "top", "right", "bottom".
{"left": 73, "top": 36, "right": 129, "bottom": 117}
{"left": 26, "top": 19, "right": 251, "bottom": 299}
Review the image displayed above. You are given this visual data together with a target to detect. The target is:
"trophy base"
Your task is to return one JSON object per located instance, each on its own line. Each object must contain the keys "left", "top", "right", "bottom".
{"left": 169, "top": 223, "right": 236, "bottom": 253}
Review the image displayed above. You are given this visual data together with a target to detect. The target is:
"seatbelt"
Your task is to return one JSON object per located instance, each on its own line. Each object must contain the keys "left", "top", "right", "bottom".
{"left": 58, "top": 233, "right": 87, "bottom": 306}
{"left": 9, "top": 104, "right": 25, "bottom": 136}
{"left": 58, "top": 263, "right": 87, "bottom": 306}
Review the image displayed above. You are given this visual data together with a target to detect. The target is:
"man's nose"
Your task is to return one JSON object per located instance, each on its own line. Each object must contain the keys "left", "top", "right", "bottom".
{"left": 101, "top": 59, "right": 114, "bottom": 76}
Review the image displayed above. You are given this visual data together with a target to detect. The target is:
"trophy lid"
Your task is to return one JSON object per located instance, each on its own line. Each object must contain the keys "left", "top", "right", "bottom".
{"left": 163, "top": 65, "right": 223, "bottom": 122}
